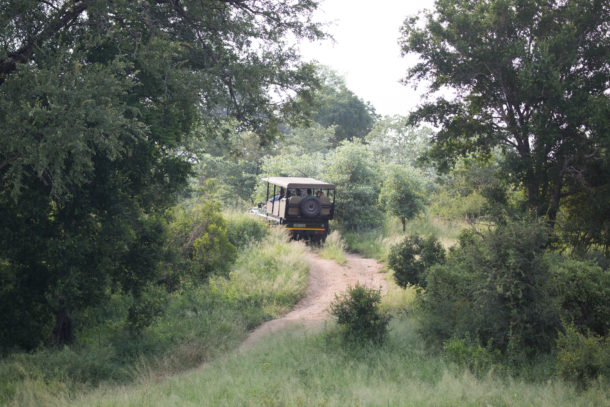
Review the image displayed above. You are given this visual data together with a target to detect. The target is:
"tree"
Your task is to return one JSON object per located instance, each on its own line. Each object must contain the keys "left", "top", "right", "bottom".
{"left": 310, "top": 68, "right": 377, "bottom": 145}
{"left": 0, "top": 0, "right": 324, "bottom": 349}
{"left": 365, "top": 116, "right": 433, "bottom": 167}
{"left": 379, "top": 165, "right": 426, "bottom": 231}
{"left": 401, "top": 0, "right": 610, "bottom": 228}
{"left": 324, "top": 141, "right": 383, "bottom": 231}
{"left": 280, "top": 123, "right": 335, "bottom": 156}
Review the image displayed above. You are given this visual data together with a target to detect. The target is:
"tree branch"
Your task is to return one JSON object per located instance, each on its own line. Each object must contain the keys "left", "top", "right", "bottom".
{"left": 0, "top": 0, "right": 89, "bottom": 84}
{"left": 0, "top": 154, "right": 22, "bottom": 171}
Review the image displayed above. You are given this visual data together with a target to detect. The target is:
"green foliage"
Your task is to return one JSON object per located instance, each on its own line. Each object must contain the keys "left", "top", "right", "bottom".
{"left": 310, "top": 68, "right": 377, "bottom": 145}
{"left": 365, "top": 117, "right": 433, "bottom": 167}
{"left": 195, "top": 155, "right": 259, "bottom": 205}
{"left": 225, "top": 212, "right": 268, "bottom": 250}
{"left": 420, "top": 220, "right": 560, "bottom": 357}
{"left": 428, "top": 154, "right": 513, "bottom": 223}
{"left": 388, "top": 234, "right": 446, "bottom": 289}
{"left": 192, "top": 127, "right": 266, "bottom": 205}
{"left": 126, "top": 285, "right": 168, "bottom": 334}
{"left": 324, "top": 141, "right": 383, "bottom": 231}
{"left": 210, "top": 228, "right": 309, "bottom": 319}
{"left": 556, "top": 324, "right": 610, "bottom": 386}
{"left": 168, "top": 201, "right": 237, "bottom": 282}
{"left": 330, "top": 284, "right": 390, "bottom": 344}
{"left": 0, "top": 0, "right": 325, "bottom": 350}
{"left": 560, "top": 183, "right": 610, "bottom": 254}
{"left": 443, "top": 336, "right": 500, "bottom": 376}
{"left": 280, "top": 123, "right": 335, "bottom": 156}
{"left": 548, "top": 256, "right": 610, "bottom": 337}
{"left": 402, "top": 0, "right": 610, "bottom": 226}
{"left": 429, "top": 189, "right": 487, "bottom": 221}
{"left": 379, "top": 165, "right": 426, "bottom": 231}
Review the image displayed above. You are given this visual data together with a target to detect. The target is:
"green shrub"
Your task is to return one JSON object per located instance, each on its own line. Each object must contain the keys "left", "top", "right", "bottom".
{"left": 556, "top": 324, "right": 610, "bottom": 386}
{"left": 330, "top": 284, "right": 390, "bottom": 344}
{"left": 388, "top": 234, "right": 445, "bottom": 288}
{"left": 168, "top": 200, "right": 237, "bottom": 281}
{"left": 420, "top": 220, "right": 560, "bottom": 357}
{"left": 549, "top": 256, "right": 610, "bottom": 336}
{"left": 225, "top": 212, "right": 268, "bottom": 249}
{"left": 126, "top": 284, "right": 168, "bottom": 333}
{"left": 443, "top": 336, "right": 500, "bottom": 375}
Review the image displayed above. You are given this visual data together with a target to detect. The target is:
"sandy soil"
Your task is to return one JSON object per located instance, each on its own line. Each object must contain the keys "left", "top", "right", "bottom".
{"left": 239, "top": 252, "right": 387, "bottom": 351}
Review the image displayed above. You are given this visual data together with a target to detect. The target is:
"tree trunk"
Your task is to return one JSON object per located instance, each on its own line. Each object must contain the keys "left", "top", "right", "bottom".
{"left": 401, "top": 217, "right": 406, "bottom": 232}
{"left": 547, "top": 173, "right": 565, "bottom": 231}
{"left": 53, "top": 299, "right": 73, "bottom": 346}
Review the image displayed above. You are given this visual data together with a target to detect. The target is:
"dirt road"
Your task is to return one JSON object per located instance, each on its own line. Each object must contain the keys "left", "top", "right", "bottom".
{"left": 239, "top": 252, "right": 387, "bottom": 350}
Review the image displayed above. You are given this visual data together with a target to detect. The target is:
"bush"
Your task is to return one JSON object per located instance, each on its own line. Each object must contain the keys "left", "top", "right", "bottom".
{"left": 443, "top": 336, "right": 500, "bottom": 375}
{"left": 548, "top": 256, "right": 610, "bottom": 337}
{"left": 168, "top": 200, "right": 237, "bottom": 281}
{"left": 330, "top": 284, "right": 389, "bottom": 344}
{"left": 225, "top": 212, "right": 268, "bottom": 249}
{"left": 126, "top": 284, "right": 168, "bottom": 333}
{"left": 556, "top": 324, "right": 610, "bottom": 386}
{"left": 419, "top": 220, "right": 560, "bottom": 357}
{"left": 388, "top": 234, "right": 445, "bottom": 288}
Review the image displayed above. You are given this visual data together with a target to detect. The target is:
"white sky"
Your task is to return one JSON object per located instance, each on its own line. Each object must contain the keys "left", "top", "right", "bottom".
{"left": 298, "top": 0, "right": 436, "bottom": 117}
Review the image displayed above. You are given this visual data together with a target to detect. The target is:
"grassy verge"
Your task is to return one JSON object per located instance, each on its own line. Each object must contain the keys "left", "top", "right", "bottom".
{"left": 318, "top": 230, "right": 348, "bottom": 264}
{"left": 0, "top": 228, "right": 309, "bottom": 406}
{"left": 66, "top": 317, "right": 609, "bottom": 407}
{"left": 343, "top": 214, "right": 468, "bottom": 261}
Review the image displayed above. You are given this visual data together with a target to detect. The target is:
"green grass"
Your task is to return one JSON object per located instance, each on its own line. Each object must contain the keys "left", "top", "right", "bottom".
{"left": 343, "top": 229, "right": 387, "bottom": 259}
{"left": 4, "top": 210, "right": 608, "bottom": 406}
{"left": 58, "top": 318, "right": 610, "bottom": 407}
{"left": 0, "top": 228, "right": 309, "bottom": 406}
{"left": 343, "top": 214, "right": 468, "bottom": 261}
{"left": 319, "top": 230, "right": 348, "bottom": 264}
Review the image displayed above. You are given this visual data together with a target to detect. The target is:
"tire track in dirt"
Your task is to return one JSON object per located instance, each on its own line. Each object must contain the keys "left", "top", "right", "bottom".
{"left": 239, "top": 252, "right": 387, "bottom": 351}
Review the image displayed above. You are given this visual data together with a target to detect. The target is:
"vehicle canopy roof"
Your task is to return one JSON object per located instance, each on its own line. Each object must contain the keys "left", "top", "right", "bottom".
{"left": 262, "top": 177, "right": 336, "bottom": 190}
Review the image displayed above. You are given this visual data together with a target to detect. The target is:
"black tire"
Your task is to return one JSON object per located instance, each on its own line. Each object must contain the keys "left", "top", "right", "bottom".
{"left": 299, "top": 196, "right": 321, "bottom": 217}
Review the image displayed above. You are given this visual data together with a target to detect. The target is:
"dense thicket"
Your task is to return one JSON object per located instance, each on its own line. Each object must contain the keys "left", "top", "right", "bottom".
{"left": 0, "top": 0, "right": 324, "bottom": 350}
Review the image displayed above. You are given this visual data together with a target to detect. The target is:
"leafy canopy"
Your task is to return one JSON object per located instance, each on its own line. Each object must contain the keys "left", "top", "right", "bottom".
{"left": 0, "top": 0, "right": 324, "bottom": 349}
{"left": 401, "top": 0, "right": 610, "bottom": 227}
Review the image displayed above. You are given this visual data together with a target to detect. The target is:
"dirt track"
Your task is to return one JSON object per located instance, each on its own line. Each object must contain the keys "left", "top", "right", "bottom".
{"left": 239, "top": 252, "right": 387, "bottom": 350}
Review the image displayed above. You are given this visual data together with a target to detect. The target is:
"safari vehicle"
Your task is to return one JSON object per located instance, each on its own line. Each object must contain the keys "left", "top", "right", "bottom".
{"left": 252, "top": 177, "right": 336, "bottom": 242}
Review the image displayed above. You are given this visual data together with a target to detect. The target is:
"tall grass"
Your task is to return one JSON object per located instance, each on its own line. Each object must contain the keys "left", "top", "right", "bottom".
{"left": 319, "top": 230, "right": 348, "bottom": 264}
{"left": 66, "top": 318, "right": 609, "bottom": 407}
{"left": 0, "top": 228, "right": 308, "bottom": 407}
{"left": 343, "top": 213, "right": 468, "bottom": 261}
